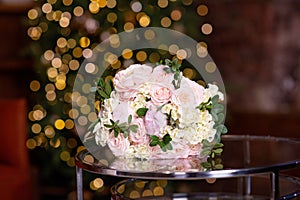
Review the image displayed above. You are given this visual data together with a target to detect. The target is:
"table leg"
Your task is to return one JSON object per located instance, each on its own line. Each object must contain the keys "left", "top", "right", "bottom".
{"left": 76, "top": 166, "right": 83, "bottom": 200}
{"left": 271, "top": 171, "right": 279, "bottom": 200}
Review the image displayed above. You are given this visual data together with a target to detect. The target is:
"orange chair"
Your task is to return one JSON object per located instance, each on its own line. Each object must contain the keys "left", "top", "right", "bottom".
{"left": 0, "top": 98, "right": 32, "bottom": 200}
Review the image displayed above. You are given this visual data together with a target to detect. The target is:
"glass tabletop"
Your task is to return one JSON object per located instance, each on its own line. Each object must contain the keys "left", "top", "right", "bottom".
{"left": 75, "top": 135, "right": 300, "bottom": 180}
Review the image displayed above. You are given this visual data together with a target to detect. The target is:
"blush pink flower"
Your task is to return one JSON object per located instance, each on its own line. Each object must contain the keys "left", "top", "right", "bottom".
{"left": 150, "top": 84, "right": 172, "bottom": 105}
{"left": 144, "top": 103, "right": 167, "bottom": 136}
{"left": 107, "top": 132, "right": 130, "bottom": 157}
{"left": 112, "top": 101, "right": 134, "bottom": 124}
{"left": 129, "top": 118, "right": 148, "bottom": 145}
{"left": 171, "top": 77, "right": 198, "bottom": 107}
{"left": 151, "top": 65, "right": 174, "bottom": 86}
{"left": 113, "top": 64, "right": 153, "bottom": 100}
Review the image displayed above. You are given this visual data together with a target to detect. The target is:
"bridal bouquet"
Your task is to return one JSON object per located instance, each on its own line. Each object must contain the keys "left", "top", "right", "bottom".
{"left": 91, "top": 59, "right": 227, "bottom": 160}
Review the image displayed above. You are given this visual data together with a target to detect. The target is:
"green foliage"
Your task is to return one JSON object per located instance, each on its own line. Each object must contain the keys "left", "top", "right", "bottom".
{"left": 201, "top": 142, "right": 224, "bottom": 170}
{"left": 136, "top": 108, "right": 148, "bottom": 117}
{"left": 104, "top": 115, "right": 138, "bottom": 138}
{"left": 90, "top": 78, "right": 113, "bottom": 101}
{"left": 149, "top": 134, "right": 173, "bottom": 152}
{"left": 161, "top": 58, "right": 182, "bottom": 89}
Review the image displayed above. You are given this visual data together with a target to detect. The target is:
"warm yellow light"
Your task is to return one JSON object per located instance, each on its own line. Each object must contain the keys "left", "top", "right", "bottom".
{"left": 42, "top": 3, "right": 52, "bottom": 14}
{"left": 59, "top": 17, "right": 70, "bottom": 28}
{"left": 60, "top": 151, "right": 70, "bottom": 161}
{"left": 47, "top": 67, "right": 58, "bottom": 79}
{"left": 139, "top": 15, "right": 150, "bottom": 27}
{"left": 46, "top": 90, "right": 56, "bottom": 101}
{"left": 30, "top": 80, "right": 41, "bottom": 92}
{"left": 183, "top": 68, "right": 196, "bottom": 79}
{"left": 28, "top": 8, "right": 39, "bottom": 20}
{"left": 124, "top": 22, "right": 134, "bottom": 32}
{"left": 97, "top": 0, "right": 107, "bottom": 8}
{"left": 55, "top": 119, "right": 65, "bottom": 130}
{"left": 136, "top": 51, "right": 147, "bottom": 62}
{"left": 161, "top": 17, "right": 171, "bottom": 28}
{"left": 44, "top": 50, "right": 55, "bottom": 61}
{"left": 73, "top": 47, "right": 83, "bottom": 58}
{"left": 45, "top": 125, "right": 55, "bottom": 138}
{"left": 89, "top": 2, "right": 100, "bottom": 14}
{"left": 153, "top": 186, "right": 164, "bottom": 196}
{"left": 157, "top": 0, "right": 168, "bottom": 8}
{"left": 171, "top": 10, "right": 182, "bottom": 21}
{"left": 106, "top": 0, "right": 117, "bottom": 8}
{"left": 107, "top": 12, "right": 117, "bottom": 23}
{"left": 62, "top": 0, "right": 73, "bottom": 6}
{"left": 33, "top": 110, "right": 44, "bottom": 121}
{"left": 26, "top": 138, "right": 37, "bottom": 149}
{"left": 122, "top": 48, "right": 133, "bottom": 59}
{"left": 31, "top": 123, "right": 42, "bottom": 134}
{"left": 69, "top": 108, "right": 79, "bottom": 119}
{"left": 57, "top": 37, "right": 67, "bottom": 48}
{"left": 201, "top": 23, "right": 213, "bottom": 35}
{"left": 205, "top": 62, "right": 217, "bottom": 73}
{"left": 149, "top": 52, "right": 160, "bottom": 63}
{"left": 55, "top": 79, "right": 66, "bottom": 90}
{"left": 69, "top": 60, "right": 80, "bottom": 70}
{"left": 73, "top": 6, "right": 84, "bottom": 17}
{"left": 51, "top": 57, "right": 62, "bottom": 68}
{"left": 79, "top": 37, "right": 90, "bottom": 48}
{"left": 197, "top": 4, "right": 208, "bottom": 16}
{"left": 67, "top": 38, "right": 77, "bottom": 49}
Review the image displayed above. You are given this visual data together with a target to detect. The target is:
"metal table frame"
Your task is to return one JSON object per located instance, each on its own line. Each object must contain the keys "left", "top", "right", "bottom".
{"left": 75, "top": 135, "right": 300, "bottom": 200}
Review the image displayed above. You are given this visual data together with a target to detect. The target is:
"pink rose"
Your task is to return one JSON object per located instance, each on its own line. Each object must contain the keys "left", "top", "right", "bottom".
{"left": 107, "top": 132, "right": 130, "bottom": 157}
{"left": 113, "top": 64, "right": 153, "bottom": 100}
{"left": 129, "top": 118, "right": 148, "bottom": 145}
{"left": 112, "top": 101, "right": 134, "bottom": 123}
{"left": 144, "top": 103, "right": 167, "bottom": 136}
{"left": 149, "top": 141, "right": 190, "bottom": 159}
{"left": 186, "top": 78, "right": 205, "bottom": 105}
{"left": 150, "top": 84, "right": 172, "bottom": 105}
{"left": 151, "top": 65, "right": 174, "bottom": 86}
{"left": 171, "top": 77, "right": 198, "bottom": 107}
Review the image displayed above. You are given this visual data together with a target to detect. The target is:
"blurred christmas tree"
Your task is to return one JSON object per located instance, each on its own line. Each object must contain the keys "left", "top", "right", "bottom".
{"left": 25, "top": 0, "right": 212, "bottom": 197}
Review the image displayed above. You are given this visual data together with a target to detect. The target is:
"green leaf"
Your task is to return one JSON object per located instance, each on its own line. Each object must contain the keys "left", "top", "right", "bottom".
{"left": 214, "top": 164, "right": 224, "bottom": 170}
{"left": 136, "top": 108, "right": 148, "bottom": 117}
{"left": 213, "top": 148, "right": 223, "bottom": 154}
{"left": 217, "top": 113, "right": 225, "bottom": 123}
{"left": 213, "top": 143, "right": 224, "bottom": 148}
{"left": 163, "top": 134, "right": 172, "bottom": 144}
{"left": 201, "top": 162, "right": 212, "bottom": 169}
{"left": 128, "top": 115, "right": 132, "bottom": 124}
{"left": 105, "top": 80, "right": 112, "bottom": 96}
{"left": 150, "top": 135, "right": 159, "bottom": 141}
{"left": 130, "top": 125, "right": 138, "bottom": 133}
{"left": 212, "top": 104, "right": 224, "bottom": 113}
{"left": 202, "top": 139, "right": 211, "bottom": 147}
{"left": 97, "top": 78, "right": 105, "bottom": 87}
{"left": 98, "top": 90, "right": 110, "bottom": 99}
{"left": 166, "top": 143, "right": 173, "bottom": 150}
{"left": 200, "top": 148, "right": 211, "bottom": 157}
{"left": 211, "top": 95, "right": 219, "bottom": 104}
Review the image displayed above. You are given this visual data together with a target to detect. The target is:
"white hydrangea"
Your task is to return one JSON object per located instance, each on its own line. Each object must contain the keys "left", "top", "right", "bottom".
{"left": 161, "top": 103, "right": 180, "bottom": 121}
{"left": 94, "top": 122, "right": 109, "bottom": 147}
{"left": 130, "top": 93, "right": 147, "bottom": 112}
{"left": 161, "top": 126, "right": 182, "bottom": 142}
{"left": 203, "top": 83, "right": 224, "bottom": 102}
{"left": 125, "top": 144, "right": 151, "bottom": 159}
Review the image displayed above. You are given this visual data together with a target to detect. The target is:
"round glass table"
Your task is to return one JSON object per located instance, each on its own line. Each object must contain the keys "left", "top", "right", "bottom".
{"left": 75, "top": 135, "right": 300, "bottom": 200}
